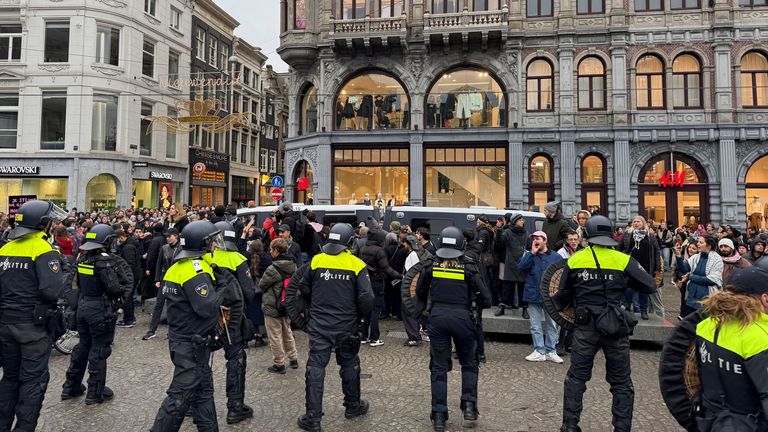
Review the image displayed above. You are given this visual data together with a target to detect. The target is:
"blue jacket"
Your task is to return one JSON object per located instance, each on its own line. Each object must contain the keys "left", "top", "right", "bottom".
{"left": 518, "top": 250, "right": 563, "bottom": 304}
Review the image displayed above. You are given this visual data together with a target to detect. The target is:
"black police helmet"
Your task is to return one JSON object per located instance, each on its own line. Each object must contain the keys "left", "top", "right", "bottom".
{"left": 584, "top": 215, "right": 619, "bottom": 247}
{"left": 79, "top": 224, "right": 115, "bottom": 251}
{"left": 436, "top": 226, "right": 465, "bottom": 259}
{"left": 213, "top": 221, "right": 238, "bottom": 252}
{"left": 754, "top": 255, "right": 768, "bottom": 272}
{"left": 323, "top": 223, "right": 355, "bottom": 255}
{"left": 9, "top": 200, "right": 68, "bottom": 240}
{"left": 176, "top": 220, "right": 223, "bottom": 261}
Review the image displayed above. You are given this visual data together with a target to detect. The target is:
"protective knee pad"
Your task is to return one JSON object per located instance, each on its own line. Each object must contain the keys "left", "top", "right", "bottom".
{"left": 305, "top": 364, "right": 325, "bottom": 384}
{"left": 430, "top": 348, "right": 453, "bottom": 373}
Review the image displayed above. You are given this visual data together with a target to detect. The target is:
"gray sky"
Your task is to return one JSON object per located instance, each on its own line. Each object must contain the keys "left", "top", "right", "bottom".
{"left": 213, "top": 0, "right": 289, "bottom": 72}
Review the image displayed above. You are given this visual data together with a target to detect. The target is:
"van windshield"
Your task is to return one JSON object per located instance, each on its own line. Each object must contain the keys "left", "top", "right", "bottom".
{"left": 411, "top": 218, "right": 454, "bottom": 234}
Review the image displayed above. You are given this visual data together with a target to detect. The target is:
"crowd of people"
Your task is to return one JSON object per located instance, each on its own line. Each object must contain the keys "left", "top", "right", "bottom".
{"left": 0, "top": 198, "right": 766, "bottom": 432}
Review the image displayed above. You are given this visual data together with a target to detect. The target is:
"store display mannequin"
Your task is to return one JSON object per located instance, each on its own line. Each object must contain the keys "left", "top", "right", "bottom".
{"left": 748, "top": 195, "right": 765, "bottom": 231}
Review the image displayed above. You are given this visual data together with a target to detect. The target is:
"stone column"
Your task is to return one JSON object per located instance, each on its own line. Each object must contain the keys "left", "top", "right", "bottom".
{"left": 409, "top": 132, "right": 424, "bottom": 206}
{"left": 558, "top": 47, "right": 575, "bottom": 127}
{"left": 508, "top": 138, "right": 524, "bottom": 209}
{"left": 719, "top": 138, "right": 738, "bottom": 224}
{"left": 713, "top": 41, "right": 734, "bottom": 124}
{"left": 316, "top": 144, "right": 333, "bottom": 204}
{"left": 610, "top": 44, "right": 628, "bottom": 125}
{"left": 614, "top": 140, "right": 631, "bottom": 223}
{"left": 560, "top": 140, "right": 577, "bottom": 216}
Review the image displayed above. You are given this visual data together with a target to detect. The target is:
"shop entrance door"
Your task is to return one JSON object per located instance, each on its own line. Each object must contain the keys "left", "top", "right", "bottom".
{"left": 638, "top": 186, "right": 707, "bottom": 229}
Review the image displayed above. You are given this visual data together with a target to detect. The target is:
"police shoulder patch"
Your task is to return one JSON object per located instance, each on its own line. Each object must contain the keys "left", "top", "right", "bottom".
{"left": 194, "top": 284, "right": 209, "bottom": 298}
{"left": 48, "top": 260, "right": 60, "bottom": 273}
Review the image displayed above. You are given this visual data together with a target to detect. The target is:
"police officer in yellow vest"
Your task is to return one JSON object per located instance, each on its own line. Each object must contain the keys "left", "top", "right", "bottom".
{"left": 418, "top": 226, "right": 491, "bottom": 432}
{"left": 692, "top": 266, "right": 768, "bottom": 431}
{"left": 203, "top": 220, "right": 257, "bottom": 425}
{"left": 295, "top": 223, "right": 374, "bottom": 432}
{"left": 150, "top": 220, "right": 224, "bottom": 432}
{"left": 0, "top": 200, "right": 69, "bottom": 432}
{"left": 552, "top": 215, "right": 656, "bottom": 432}
{"left": 61, "top": 224, "right": 132, "bottom": 405}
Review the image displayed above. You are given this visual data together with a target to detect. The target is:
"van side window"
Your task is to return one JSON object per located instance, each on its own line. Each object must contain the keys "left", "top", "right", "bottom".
{"left": 411, "top": 218, "right": 454, "bottom": 233}
{"left": 535, "top": 220, "right": 544, "bottom": 231}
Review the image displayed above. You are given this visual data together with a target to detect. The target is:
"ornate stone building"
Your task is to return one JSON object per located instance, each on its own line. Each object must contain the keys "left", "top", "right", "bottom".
{"left": 278, "top": 0, "right": 768, "bottom": 229}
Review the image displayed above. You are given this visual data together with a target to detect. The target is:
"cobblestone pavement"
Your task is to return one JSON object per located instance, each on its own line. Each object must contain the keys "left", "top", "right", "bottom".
{"left": 28, "top": 276, "right": 685, "bottom": 432}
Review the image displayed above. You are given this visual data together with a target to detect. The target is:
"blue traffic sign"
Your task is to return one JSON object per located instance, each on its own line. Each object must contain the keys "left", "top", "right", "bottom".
{"left": 271, "top": 176, "right": 284, "bottom": 188}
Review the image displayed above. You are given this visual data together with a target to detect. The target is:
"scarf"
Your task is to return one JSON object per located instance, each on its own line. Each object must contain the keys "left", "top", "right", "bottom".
{"left": 721, "top": 251, "right": 744, "bottom": 264}
{"left": 632, "top": 229, "right": 647, "bottom": 249}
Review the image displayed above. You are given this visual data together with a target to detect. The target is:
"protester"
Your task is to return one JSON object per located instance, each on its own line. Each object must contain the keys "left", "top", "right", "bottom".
{"left": 360, "top": 228, "right": 402, "bottom": 347}
{"left": 260, "top": 238, "right": 299, "bottom": 374}
{"left": 674, "top": 235, "right": 723, "bottom": 317}
{"left": 717, "top": 237, "right": 751, "bottom": 284}
{"left": 746, "top": 237, "right": 766, "bottom": 263}
{"left": 542, "top": 201, "right": 570, "bottom": 251}
{"left": 496, "top": 214, "right": 528, "bottom": 318}
{"left": 620, "top": 215, "right": 661, "bottom": 320}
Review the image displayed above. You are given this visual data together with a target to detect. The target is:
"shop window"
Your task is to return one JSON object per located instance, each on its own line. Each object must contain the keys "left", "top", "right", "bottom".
{"left": 334, "top": 147, "right": 409, "bottom": 205}
{"left": 295, "top": 0, "right": 308, "bottom": 28}
{"left": 529, "top": 154, "right": 553, "bottom": 209}
{"left": 638, "top": 152, "right": 708, "bottom": 228}
{"left": 300, "top": 86, "right": 317, "bottom": 135}
{"left": 166, "top": 108, "right": 177, "bottom": 159}
{"left": 140, "top": 101, "right": 153, "bottom": 156}
{"left": 336, "top": 72, "right": 409, "bottom": 130}
{"left": 635, "top": 0, "right": 663, "bottom": 10}
{"left": 473, "top": 0, "right": 500, "bottom": 10}
{"left": 741, "top": 52, "right": 768, "bottom": 108}
{"left": 0, "top": 94, "right": 18, "bottom": 149}
{"left": 142, "top": 37, "right": 155, "bottom": 78}
{"left": 0, "top": 179, "right": 67, "bottom": 212}
{"left": 527, "top": 59, "right": 554, "bottom": 111}
{"left": 92, "top": 94, "right": 118, "bottom": 151}
{"left": 294, "top": 160, "right": 314, "bottom": 204}
{"left": 577, "top": 57, "right": 606, "bottom": 110}
{"left": 425, "top": 146, "right": 506, "bottom": 208}
{"left": 636, "top": 55, "right": 665, "bottom": 109}
{"left": 144, "top": 0, "right": 156, "bottom": 16}
{"left": 232, "top": 176, "right": 256, "bottom": 203}
{"left": 95, "top": 24, "right": 120, "bottom": 66}
{"left": 44, "top": 21, "right": 69, "bottom": 63}
{"left": 671, "top": 0, "right": 699, "bottom": 8}
{"left": 0, "top": 25, "right": 22, "bottom": 62}
{"left": 746, "top": 156, "right": 768, "bottom": 232}
{"left": 672, "top": 54, "right": 702, "bottom": 108}
{"left": 196, "top": 28, "right": 205, "bottom": 61}
{"left": 577, "top": 0, "right": 604, "bottom": 13}
{"left": 740, "top": 0, "right": 767, "bottom": 6}
{"left": 432, "top": 0, "right": 458, "bottom": 13}
{"left": 86, "top": 174, "right": 118, "bottom": 210}
{"left": 41, "top": 92, "right": 66, "bottom": 150}
{"left": 581, "top": 154, "right": 607, "bottom": 214}
{"left": 427, "top": 67, "right": 505, "bottom": 129}
{"left": 528, "top": 0, "right": 553, "bottom": 16}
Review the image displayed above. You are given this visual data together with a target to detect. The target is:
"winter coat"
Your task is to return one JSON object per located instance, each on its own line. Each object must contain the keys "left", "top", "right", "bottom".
{"left": 621, "top": 230, "right": 661, "bottom": 276}
{"left": 284, "top": 236, "right": 303, "bottom": 265}
{"left": 476, "top": 225, "right": 496, "bottom": 266}
{"left": 500, "top": 226, "right": 527, "bottom": 282}
{"left": 360, "top": 229, "right": 401, "bottom": 288}
{"left": 118, "top": 236, "right": 143, "bottom": 284}
{"left": 542, "top": 210, "right": 571, "bottom": 251}
{"left": 259, "top": 255, "right": 297, "bottom": 318}
{"left": 517, "top": 249, "right": 562, "bottom": 304}
{"left": 677, "top": 252, "right": 723, "bottom": 310}
{"left": 721, "top": 256, "right": 751, "bottom": 285}
{"left": 464, "top": 239, "right": 484, "bottom": 272}
{"left": 154, "top": 242, "right": 181, "bottom": 283}
{"left": 145, "top": 233, "right": 165, "bottom": 277}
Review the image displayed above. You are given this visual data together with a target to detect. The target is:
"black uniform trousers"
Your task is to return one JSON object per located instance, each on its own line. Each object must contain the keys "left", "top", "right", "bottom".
{"left": 223, "top": 306, "right": 246, "bottom": 408}
{"left": 427, "top": 306, "right": 479, "bottom": 414}
{"left": 0, "top": 322, "right": 52, "bottom": 432}
{"left": 64, "top": 299, "right": 116, "bottom": 396}
{"left": 151, "top": 340, "right": 217, "bottom": 432}
{"left": 305, "top": 330, "right": 362, "bottom": 419}
{"left": 563, "top": 322, "right": 634, "bottom": 432}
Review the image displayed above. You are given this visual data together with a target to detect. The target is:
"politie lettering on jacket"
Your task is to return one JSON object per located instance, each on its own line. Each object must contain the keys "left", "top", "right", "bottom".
{"left": 576, "top": 269, "right": 615, "bottom": 282}
{"left": 163, "top": 285, "right": 178, "bottom": 295}
{"left": 320, "top": 269, "right": 352, "bottom": 281}
{"left": 699, "top": 342, "right": 744, "bottom": 375}
{"left": 0, "top": 257, "right": 30, "bottom": 270}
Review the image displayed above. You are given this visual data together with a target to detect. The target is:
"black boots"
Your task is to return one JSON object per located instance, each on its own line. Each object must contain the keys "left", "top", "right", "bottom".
{"left": 61, "top": 383, "right": 86, "bottom": 400}
{"left": 297, "top": 413, "right": 322, "bottom": 432}
{"left": 522, "top": 307, "right": 530, "bottom": 320}
{"left": 641, "top": 311, "right": 649, "bottom": 320}
{"left": 344, "top": 399, "right": 369, "bottom": 419}
{"left": 85, "top": 386, "right": 113, "bottom": 405}
{"left": 431, "top": 411, "right": 447, "bottom": 432}
{"left": 494, "top": 304, "right": 506, "bottom": 316}
{"left": 226, "top": 401, "right": 254, "bottom": 424}
{"left": 462, "top": 401, "right": 478, "bottom": 428}
{"left": 560, "top": 425, "right": 582, "bottom": 432}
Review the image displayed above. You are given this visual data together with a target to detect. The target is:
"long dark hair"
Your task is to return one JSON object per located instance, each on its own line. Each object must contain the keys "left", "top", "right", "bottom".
{"left": 701, "top": 234, "right": 718, "bottom": 252}
{"left": 248, "top": 239, "right": 265, "bottom": 278}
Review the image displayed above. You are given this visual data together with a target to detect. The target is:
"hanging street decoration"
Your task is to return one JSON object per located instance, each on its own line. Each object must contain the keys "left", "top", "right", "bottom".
{"left": 145, "top": 95, "right": 254, "bottom": 134}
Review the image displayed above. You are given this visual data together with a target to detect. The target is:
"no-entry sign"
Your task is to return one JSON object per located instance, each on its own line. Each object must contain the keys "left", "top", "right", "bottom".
{"left": 271, "top": 188, "right": 284, "bottom": 201}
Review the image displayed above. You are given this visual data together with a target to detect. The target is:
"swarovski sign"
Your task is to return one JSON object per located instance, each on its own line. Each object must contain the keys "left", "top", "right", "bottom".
{"left": 150, "top": 171, "right": 173, "bottom": 180}
{"left": 0, "top": 166, "right": 39, "bottom": 175}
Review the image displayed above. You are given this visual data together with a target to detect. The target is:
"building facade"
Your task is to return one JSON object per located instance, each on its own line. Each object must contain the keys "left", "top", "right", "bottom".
{"left": 260, "top": 65, "right": 290, "bottom": 205}
{"left": 278, "top": 0, "right": 768, "bottom": 230}
{"left": 0, "top": 0, "right": 193, "bottom": 212}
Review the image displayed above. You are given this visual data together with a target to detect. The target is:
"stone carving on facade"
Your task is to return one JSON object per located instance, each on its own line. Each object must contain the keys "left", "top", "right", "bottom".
{"left": 95, "top": 0, "right": 127, "bottom": 7}
{"left": 323, "top": 59, "right": 336, "bottom": 87}
{"left": 405, "top": 53, "right": 425, "bottom": 82}
{"left": 690, "top": 142, "right": 718, "bottom": 167}
{"left": 304, "top": 147, "right": 319, "bottom": 170}
{"left": 628, "top": 141, "right": 654, "bottom": 166}
{"left": 735, "top": 141, "right": 766, "bottom": 167}
{"left": 91, "top": 64, "right": 123, "bottom": 76}
{"left": 286, "top": 150, "right": 301, "bottom": 175}
{"left": 38, "top": 63, "right": 70, "bottom": 72}
{"left": 502, "top": 50, "right": 519, "bottom": 86}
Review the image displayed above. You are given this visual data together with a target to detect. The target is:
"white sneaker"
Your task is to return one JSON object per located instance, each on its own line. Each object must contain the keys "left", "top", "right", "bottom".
{"left": 360, "top": 339, "right": 370, "bottom": 345}
{"left": 545, "top": 352, "right": 564, "bottom": 364}
{"left": 525, "top": 351, "right": 547, "bottom": 362}
{"left": 369, "top": 339, "right": 384, "bottom": 347}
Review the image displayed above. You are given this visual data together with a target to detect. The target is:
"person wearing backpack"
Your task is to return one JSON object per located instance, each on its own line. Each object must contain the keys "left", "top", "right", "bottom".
{"left": 260, "top": 238, "right": 299, "bottom": 374}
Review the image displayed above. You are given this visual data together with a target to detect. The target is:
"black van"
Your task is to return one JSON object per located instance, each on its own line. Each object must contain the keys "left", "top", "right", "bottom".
{"left": 383, "top": 206, "right": 546, "bottom": 239}
{"left": 236, "top": 204, "right": 380, "bottom": 228}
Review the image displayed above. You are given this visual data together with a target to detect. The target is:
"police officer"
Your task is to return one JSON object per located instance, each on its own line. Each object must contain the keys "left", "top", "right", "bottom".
{"left": 0, "top": 200, "right": 69, "bottom": 432}
{"left": 150, "top": 220, "right": 224, "bottom": 432}
{"left": 61, "top": 224, "right": 132, "bottom": 404}
{"left": 691, "top": 266, "right": 768, "bottom": 430}
{"left": 552, "top": 215, "right": 656, "bottom": 432}
{"left": 203, "top": 221, "right": 257, "bottom": 425}
{"left": 293, "top": 223, "right": 374, "bottom": 432}
{"left": 417, "top": 226, "right": 491, "bottom": 432}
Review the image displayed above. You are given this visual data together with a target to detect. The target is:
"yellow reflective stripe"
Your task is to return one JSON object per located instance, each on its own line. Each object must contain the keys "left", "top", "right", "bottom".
{"left": 78, "top": 267, "right": 94, "bottom": 275}
{"left": 311, "top": 250, "right": 366, "bottom": 275}
{"left": 203, "top": 250, "right": 246, "bottom": 271}
{"left": 433, "top": 269, "right": 464, "bottom": 280}
{"left": 79, "top": 263, "right": 94, "bottom": 268}
{"left": 0, "top": 232, "right": 56, "bottom": 261}
{"left": 437, "top": 268, "right": 465, "bottom": 274}
{"left": 567, "top": 246, "right": 630, "bottom": 271}
{"left": 696, "top": 314, "right": 768, "bottom": 359}
{"left": 164, "top": 258, "right": 215, "bottom": 285}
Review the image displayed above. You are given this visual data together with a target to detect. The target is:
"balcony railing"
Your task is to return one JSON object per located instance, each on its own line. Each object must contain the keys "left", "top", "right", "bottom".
{"left": 330, "top": 15, "right": 408, "bottom": 35}
{"left": 424, "top": 7, "right": 509, "bottom": 29}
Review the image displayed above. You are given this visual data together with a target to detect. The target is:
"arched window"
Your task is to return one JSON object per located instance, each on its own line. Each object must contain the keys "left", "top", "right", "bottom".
{"left": 432, "top": 0, "right": 458, "bottom": 13}
{"left": 300, "top": 85, "right": 317, "bottom": 135}
{"left": 636, "top": 55, "right": 665, "bottom": 109}
{"left": 577, "top": 57, "right": 606, "bottom": 110}
{"left": 527, "top": 59, "right": 554, "bottom": 112}
{"left": 581, "top": 154, "right": 607, "bottom": 214}
{"left": 86, "top": 174, "right": 118, "bottom": 210}
{"left": 293, "top": 160, "right": 314, "bottom": 205}
{"left": 335, "top": 71, "right": 409, "bottom": 130}
{"left": 672, "top": 54, "right": 702, "bottom": 109}
{"left": 381, "top": 0, "right": 405, "bottom": 16}
{"left": 340, "top": 0, "right": 366, "bottom": 19}
{"left": 638, "top": 152, "right": 708, "bottom": 228}
{"left": 741, "top": 52, "right": 768, "bottom": 108}
{"left": 746, "top": 156, "right": 768, "bottom": 231}
{"left": 473, "top": 0, "right": 500, "bottom": 10}
{"left": 529, "top": 154, "right": 554, "bottom": 209}
{"left": 294, "top": 0, "right": 307, "bottom": 29}
{"left": 426, "top": 66, "right": 506, "bottom": 128}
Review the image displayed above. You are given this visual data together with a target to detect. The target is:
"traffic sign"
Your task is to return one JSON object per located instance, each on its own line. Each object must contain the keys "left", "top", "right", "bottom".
{"left": 271, "top": 188, "right": 284, "bottom": 201}
{"left": 271, "top": 175, "right": 284, "bottom": 188}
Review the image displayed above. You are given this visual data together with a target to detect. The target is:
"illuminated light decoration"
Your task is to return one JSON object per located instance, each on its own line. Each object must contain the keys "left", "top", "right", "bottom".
{"left": 297, "top": 177, "right": 310, "bottom": 191}
{"left": 145, "top": 95, "right": 255, "bottom": 134}
{"left": 658, "top": 170, "right": 685, "bottom": 188}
